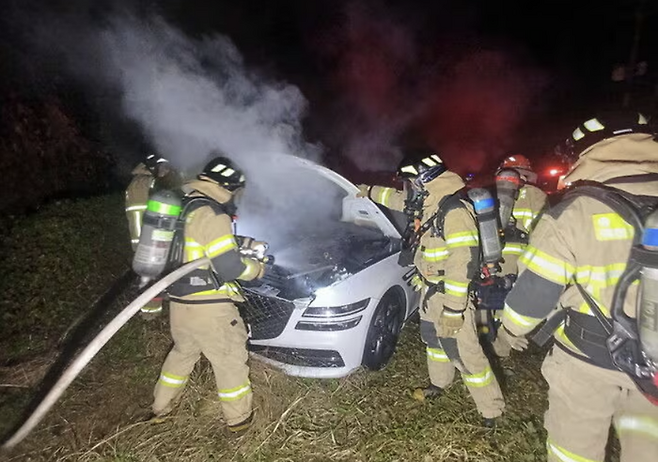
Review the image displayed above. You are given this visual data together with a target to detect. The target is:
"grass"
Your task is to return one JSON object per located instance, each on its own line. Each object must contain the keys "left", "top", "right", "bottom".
{"left": 0, "top": 195, "right": 620, "bottom": 461}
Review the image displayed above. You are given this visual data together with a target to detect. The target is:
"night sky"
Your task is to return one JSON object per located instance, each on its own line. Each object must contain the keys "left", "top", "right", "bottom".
{"left": 1, "top": 0, "right": 657, "bottom": 178}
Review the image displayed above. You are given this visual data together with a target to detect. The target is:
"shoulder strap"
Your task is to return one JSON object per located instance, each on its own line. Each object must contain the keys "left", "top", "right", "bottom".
{"left": 432, "top": 189, "right": 469, "bottom": 239}
{"left": 179, "top": 196, "right": 229, "bottom": 221}
{"left": 561, "top": 180, "right": 656, "bottom": 244}
{"left": 166, "top": 196, "right": 228, "bottom": 270}
{"left": 559, "top": 180, "right": 655, "bottom": 329}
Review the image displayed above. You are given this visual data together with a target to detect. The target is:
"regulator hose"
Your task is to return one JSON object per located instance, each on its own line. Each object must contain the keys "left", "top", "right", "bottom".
{"left": 1, "top": 257, "right": 210, "bottom": 450}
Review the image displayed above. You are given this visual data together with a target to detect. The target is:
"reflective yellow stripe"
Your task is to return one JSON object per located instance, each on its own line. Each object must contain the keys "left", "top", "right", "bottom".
{"left": 521, "top": 246, "right": 574, "bottom": 285}
{"left": 575, "top": 263, "right": 627, "bottom": 288}
{"left": 513, "top": 207, "right": 537, "bottom": 228}
{"left": 502, "top": 303, "right": 541, "bottom": 329}
{"left": 502, "top": 244, "right": 525, "bottom": 256}
{"left": 427, "top": 347, "right": 450, "bottom": 362}
{"left": 422, "top": 247, "right": 449, "bottom": 262}
{"left": 185, "top": 238, "right": 206, "bottom": 264}
{"left": 554, "top": 322, "right": 583, "bottom": 353}
{"left": 512, "top": 208, "right": 534, "bottom": 220}
{"left": 132, "top": 211, "right": 143, "bottom": 239}
{"left": 444, "top": 280, "right": 469, "bottom": 298}
{"left": 375, "top": 187, "right": 394, "bottom": 207}
{"left": 547, "top": 440, "right": 599, "bottom": 462}
{"left": 592, "top": 213, "right": 634, "bottom": 241}
{"left": 442, "top": 310, "right": 463, "bottom": 318}
{"left": 206, "top": 234, "right": 237, "bottom": 258}
{"left": 462, "top": 366, "right": 494, "bottom": 388}
{"left": 616, "top": 416, "right": 658, "bottom": 440}
{"left": 140, "top": 305, "right": 163, "bottom": 313}
{"left": 445, "top": 231, "right": 479, "bottom": 248}
{"left": 239, "top": 259, "right": 260, "bottom": 279}
{"left": 126, "top": 204, "right": 147, "bottom": 212}
{"left": 218, "top": 381, "right": 252, "bottom": 401}
{"left": 158, "top": 372, "right": 188, "bottom": 388}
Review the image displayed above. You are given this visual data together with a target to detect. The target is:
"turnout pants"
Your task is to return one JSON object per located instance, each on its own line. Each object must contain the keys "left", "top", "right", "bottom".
{"left": 152, "top": 300, "right": 252, "bottom": 426}
{"left": 420, "top": 298, "right": 505, "bottom": 419}
{"left": 543, "top": 346, "right": 658, "bottom": 462}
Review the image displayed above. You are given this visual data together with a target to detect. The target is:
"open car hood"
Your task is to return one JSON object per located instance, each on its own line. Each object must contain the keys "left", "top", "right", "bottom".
{"left": 247, "top": 154, "right": 401, "bottom": 239}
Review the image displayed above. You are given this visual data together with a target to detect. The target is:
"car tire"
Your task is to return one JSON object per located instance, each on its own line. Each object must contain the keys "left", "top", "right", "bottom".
{"left": 362, "top": 288, "right": 405, "bottom": 371}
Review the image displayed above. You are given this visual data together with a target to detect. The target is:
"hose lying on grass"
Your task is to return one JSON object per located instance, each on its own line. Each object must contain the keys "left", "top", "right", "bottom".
{"left": 1, "top": 257, "right": 210, "bottom": 451}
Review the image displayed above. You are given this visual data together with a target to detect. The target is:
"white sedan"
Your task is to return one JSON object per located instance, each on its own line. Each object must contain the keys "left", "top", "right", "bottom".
{"left": 236, "top": 154, "right": 420, "bottom": 378}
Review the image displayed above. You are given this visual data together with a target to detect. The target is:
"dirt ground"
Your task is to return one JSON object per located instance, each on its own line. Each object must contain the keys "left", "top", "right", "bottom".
{"left": 0, "top": 195, "right": 620, "bottom": 462}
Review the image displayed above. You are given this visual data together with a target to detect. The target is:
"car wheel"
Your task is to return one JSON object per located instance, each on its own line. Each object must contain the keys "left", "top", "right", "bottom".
{"left": 362, "top": 288, "right": 404, "bottom": 370}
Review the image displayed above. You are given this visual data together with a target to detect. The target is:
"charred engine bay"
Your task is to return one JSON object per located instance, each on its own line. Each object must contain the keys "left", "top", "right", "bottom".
{"left": 244, "top": 222, "right": 400, "bottom": 300}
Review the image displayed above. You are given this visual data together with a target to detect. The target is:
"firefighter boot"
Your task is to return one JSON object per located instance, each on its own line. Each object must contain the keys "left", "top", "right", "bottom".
{"left": 227, "top": 411, "right": 254, "bottom": 435}
{"left": 482, "top": 417, "right": 498, "bottom": 428}
{"left": 412, "top": 384, "right": 443, "bottom": 402}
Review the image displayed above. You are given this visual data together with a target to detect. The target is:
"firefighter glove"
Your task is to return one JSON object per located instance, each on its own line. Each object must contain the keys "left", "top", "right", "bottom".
{"left": 411, "top": 274, "right": 424, "bottom": 292}
{"left": 356, "top": 184, "right": 371, "bottom": 198}
{"left": 439, "top": 307, "right": 465, "bottom": 337}
{"left": 256, "top": 261, "right": 268, "bottom": 279}
{"left": 499, "top": 326, "right": 529, "bottom": 351}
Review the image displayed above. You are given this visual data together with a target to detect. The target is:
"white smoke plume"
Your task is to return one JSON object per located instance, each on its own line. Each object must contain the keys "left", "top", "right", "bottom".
{"left": 26, "top": 10, "right": 369, "bottom": 256}
{"left": 93, "top": 14, "right": 320, "bottom": 174}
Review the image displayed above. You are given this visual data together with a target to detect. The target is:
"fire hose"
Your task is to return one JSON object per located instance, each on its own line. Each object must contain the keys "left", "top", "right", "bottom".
{"left": 1, "top": 257, "right": 210, "bottom": 450}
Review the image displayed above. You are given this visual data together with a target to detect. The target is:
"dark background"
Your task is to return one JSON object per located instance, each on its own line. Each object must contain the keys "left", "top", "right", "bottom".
{"left": 0, "top": 0, "right": 657, "bottom": 207}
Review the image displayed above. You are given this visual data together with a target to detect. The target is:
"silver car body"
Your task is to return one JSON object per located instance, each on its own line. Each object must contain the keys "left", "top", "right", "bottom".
{"left": 236, "top": 154, "right": 420, "bottom": 378}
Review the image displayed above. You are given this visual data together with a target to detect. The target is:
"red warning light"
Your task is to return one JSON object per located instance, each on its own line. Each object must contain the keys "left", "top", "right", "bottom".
{"left": 548, "top": 168, "right": 560, "bottom": 176}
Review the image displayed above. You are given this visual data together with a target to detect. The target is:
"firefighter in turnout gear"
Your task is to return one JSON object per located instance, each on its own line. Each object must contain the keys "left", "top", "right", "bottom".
{"left": 152, "top": 155, "right": 266, "bottom": 433}
{"left": 359, "top": 150, "right": 505, "bottom": 427}
{"left": 125, "top": 154, "right": 180, "bottom": 318}
{"left": 502, "top": 110, "right": 658, "bottom": 462}
{"left": 493, "top": 155, "right": 547, "bottom": 357}
{"left": 497, "top": 155, "right": 547, "bottom": 275}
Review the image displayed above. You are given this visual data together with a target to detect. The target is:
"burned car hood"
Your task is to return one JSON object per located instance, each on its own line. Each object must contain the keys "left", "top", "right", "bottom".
{"left": 236, "top": 154, "right": 403, "bottom": 299}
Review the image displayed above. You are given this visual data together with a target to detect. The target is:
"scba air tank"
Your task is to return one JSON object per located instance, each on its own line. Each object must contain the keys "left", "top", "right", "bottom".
{"left": 496, "top": 168, "right": 521, "bottom": 228}
{"left": 132, "top": 190, "right": 182, "bottom": 285}
{"left": 639, "top": 209, "right": 658, "bottom": 366}
{"left": 467, "top": 188, "right": 502, "bottom": 266}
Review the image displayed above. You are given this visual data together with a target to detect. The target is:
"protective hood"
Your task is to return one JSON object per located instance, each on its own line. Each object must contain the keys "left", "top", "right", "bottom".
{"left": 563, "top": 134, "right": 658, "bottom": 196}
{"left": 423, "top": 170, "right": 466, "bottom": 211}
{"left": 131, "top": 163, "right": 151, "bottom": 176}
{"left": 183, "top": 179, "right": 233, "bottom": 205}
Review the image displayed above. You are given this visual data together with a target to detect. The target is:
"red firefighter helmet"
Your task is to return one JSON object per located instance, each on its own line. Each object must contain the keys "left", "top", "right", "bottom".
{"left": 499, "top": 155, "right": 537, "bottom": 184}
{"left": 500, "top": 155, "right": 532, "bottom": 171}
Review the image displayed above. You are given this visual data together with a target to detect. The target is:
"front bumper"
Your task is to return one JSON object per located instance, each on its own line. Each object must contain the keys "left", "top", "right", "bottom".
{"left": 237, "top": 289, "right": 377, "bottom": 378}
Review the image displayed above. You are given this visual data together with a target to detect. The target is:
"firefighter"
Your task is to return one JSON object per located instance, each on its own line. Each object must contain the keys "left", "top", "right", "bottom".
{"left": 501, "top": 110, "right": 658, "bottom": 461}
{"left": 492, "top": 155, "right": 547, "bottom": 357}
{"left": 125, "top": 154, "right": 181, "bottom": 318}
{"left": 359, "top": 151, "right": 505, "bottom": 427}
{"left": 151, "top": 155, "right": 266, "bottom": 434}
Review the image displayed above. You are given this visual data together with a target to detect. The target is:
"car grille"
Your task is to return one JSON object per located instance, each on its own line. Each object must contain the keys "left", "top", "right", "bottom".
{"left": 250, "top": 345, "right": 345, "bottom": 368}
{"left": 237, "top": 289, "right": 296, "bottom": 340}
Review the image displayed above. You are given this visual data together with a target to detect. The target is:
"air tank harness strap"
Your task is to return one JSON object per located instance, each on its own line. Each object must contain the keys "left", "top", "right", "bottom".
{"left": 421, "top": 277, "right": 445, "bottom": 312}
{"left": 169, "top": 268, "right": 223, "bottom": 297}
{"left": 503, "top": 226, "right": 529, "bottom": 245}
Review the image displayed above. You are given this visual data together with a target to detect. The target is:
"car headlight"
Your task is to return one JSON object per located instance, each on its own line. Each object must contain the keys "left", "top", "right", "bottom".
{"left": 295, "top": 316, "right": 363, "bottom": 332}
{"left": 302, "top": 298, "right": 370, "bottom": 318}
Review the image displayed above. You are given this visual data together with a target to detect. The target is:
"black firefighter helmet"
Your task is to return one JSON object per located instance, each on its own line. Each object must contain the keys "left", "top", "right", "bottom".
{"left": 396, "top": 149, "right": 447, "bottom": 189}
{"left": 558, "top": 109, "right": 654, "bottom": 160}
{"left": 199, "top": 155, "right": 246, "bottom": 192}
